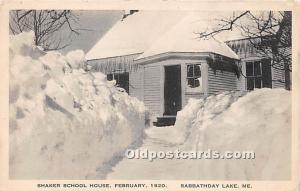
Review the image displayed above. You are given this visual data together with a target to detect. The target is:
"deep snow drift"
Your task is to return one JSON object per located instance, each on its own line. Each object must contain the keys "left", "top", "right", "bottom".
{"left": 109, "top": 89, "right": 291, "bottom": 180}
{"left": 9, "top": 32, "right": 146, "bottom": 179}
{"left": 174, "top": 89, "right": 291, "bottom": 180}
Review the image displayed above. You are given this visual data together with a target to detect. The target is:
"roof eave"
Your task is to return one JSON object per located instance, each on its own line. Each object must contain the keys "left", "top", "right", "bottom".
{"left": 134, "top": 51, "right": 239, "bottom": 65}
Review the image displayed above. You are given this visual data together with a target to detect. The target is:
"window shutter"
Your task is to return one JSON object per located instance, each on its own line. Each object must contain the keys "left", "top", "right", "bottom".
{"left": 262, "top": 59, "right": 272, "bottom": 88}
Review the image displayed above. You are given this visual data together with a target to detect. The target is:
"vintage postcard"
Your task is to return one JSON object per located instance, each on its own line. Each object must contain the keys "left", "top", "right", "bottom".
{"left": 0, "top": 0, "right": 299, "bottom": 191}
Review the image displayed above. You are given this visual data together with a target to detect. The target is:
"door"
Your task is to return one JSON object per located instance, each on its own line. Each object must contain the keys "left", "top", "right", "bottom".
{"left": 164, "top": 65, "right": 182, "bottom": 115}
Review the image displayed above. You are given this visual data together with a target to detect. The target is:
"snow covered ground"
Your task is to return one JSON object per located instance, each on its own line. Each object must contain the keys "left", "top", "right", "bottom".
{"left": 9, "top": 32, "right": 146, "bottom": 179}
{"left": 9, "top": 32, "right": 291, "bottom": 180}
{"left": 108, "top": 89, "right": 291, "bottom": 180}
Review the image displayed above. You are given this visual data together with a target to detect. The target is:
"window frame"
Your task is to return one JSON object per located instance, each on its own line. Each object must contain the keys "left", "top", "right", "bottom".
{"left": 106, "top": 70, "right": 129, "bottom": 93}
{"left": 186, "top": 63, "right": 203, "bottom": 93}
{"left": 245, "top": 60, "right": 263, "bottom": 90}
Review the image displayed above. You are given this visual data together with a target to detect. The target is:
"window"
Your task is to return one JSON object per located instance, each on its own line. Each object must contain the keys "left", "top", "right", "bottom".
{"left": 107, "top": 72, "right": 129, "bottom": 93}
{"left": 187, "top": 64, "right": 202, "bottom": 92}
{"left": 246, "top": 61, "right": 261, "bottom": 90}
{"left": 246, "top": 59, "right": 272, "bottom": 90}
{"left": 107, "top": 73, "right": 113, "bottom": 81}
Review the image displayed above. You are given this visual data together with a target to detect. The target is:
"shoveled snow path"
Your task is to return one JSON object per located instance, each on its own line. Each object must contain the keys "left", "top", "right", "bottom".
{"left": 107, "top": 126, "right": 204, "bottom": 180}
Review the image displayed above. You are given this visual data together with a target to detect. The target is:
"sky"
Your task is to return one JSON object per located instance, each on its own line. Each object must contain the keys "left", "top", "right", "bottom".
{"left": 10, "top": 10, "right": 280, "bottom": 56}
{"left": 60, "top": 10, "right": 123, "bottom": 54}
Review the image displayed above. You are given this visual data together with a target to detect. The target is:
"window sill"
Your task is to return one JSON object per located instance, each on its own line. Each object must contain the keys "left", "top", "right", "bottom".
{"left": 185, "top": 91, "right": 204, "bottom": 95}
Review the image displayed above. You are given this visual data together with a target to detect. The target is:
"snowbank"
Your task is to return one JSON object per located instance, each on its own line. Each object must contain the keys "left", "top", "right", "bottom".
{"left": 108, "top": 89, "right": 290, "bottom": 180}
{"left": 174, "top": 89, "right": 291, "bottom": 180}
{"left": 107, "top": 89, "right": 291, "bottom": 180}
{"left": 9, "top": 32, "right": 146, "bottom": 179}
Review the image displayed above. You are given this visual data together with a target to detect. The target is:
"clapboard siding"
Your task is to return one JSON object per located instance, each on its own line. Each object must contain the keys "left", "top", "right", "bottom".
{"left": 184, "top": 93, "right": 204, "bottom": 106}
{"left": 144, "top": 66, "right": 161, "bottom": 116}
{"left": 129, "top": 68, "right": 144, "bottom": 101}
{"left": 236, "top": 77, "right": 245, "bottom": 91}
{"left": 208, "top": 67, "right": 238, "bottom": 95}
{"left": 209, "top": 77, "right": 239, "bottom": 84}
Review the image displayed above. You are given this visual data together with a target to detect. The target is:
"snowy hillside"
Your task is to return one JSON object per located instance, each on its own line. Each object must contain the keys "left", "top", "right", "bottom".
{"left": 9, "top": 32, "right": 146, "bottom": 179}
{"left": 109, "top": 89, "right": 291, "bottom": 180}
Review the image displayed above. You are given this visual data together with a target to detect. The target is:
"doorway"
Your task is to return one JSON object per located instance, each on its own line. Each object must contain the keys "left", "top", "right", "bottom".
{"left": 164, "top": 65, "right": 182, "bottom": 116}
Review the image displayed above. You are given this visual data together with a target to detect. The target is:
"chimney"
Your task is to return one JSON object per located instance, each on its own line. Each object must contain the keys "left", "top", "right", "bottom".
{"left": 121, "top": 10, "right": 139, "bottom": 21}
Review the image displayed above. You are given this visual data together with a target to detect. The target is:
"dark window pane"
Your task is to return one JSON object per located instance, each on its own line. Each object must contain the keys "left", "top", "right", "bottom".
{"left": 194, "top": 78, "right": 200, "bottom": 87}
{"left": 255, "top": 78, "right": 262, "bottom": 88}
{"left": 116, "top": 72, "right": 129, "bottom": 93}
{"left": 194, "top": 65, "right": 201, "bottom": 77}
{"left": 254, "top": 61, "right": 261, "bottom": 76}
{"left": 247, "top": 78, "right": 254, "bottom": 90}
{"left": 262, "top": 59, "right": 272, "bottom": 88}
{"left": 187, "top": 78, "right": 194, "bottom": 87}
{"left": 246, "top": 62, "right": 253, "bottom": 76}
{"left": 187, "top": 65, "right": 193, "bottom": 77}
{"left": 107, "top": 74, "right": 113, "bottom": 81}
{"left": 108, "top": 72, "right": 129, "bottom": 93}
{"left": 115, "top": 74, "right": 120, "bottom": 85}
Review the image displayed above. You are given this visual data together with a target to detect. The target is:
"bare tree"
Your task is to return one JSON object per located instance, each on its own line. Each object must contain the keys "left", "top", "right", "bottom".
{"left": 10, "top": 10, "right": 80, "bottom": 51}
{"left": 199, "top": 11, "right": 292, "bottom": 90}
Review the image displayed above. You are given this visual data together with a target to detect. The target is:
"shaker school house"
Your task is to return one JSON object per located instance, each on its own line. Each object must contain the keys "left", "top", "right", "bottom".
{"left": 86, "top": 11, "right": 288, "bottom": 125}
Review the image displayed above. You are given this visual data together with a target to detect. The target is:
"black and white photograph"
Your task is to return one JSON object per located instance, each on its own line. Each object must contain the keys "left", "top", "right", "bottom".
{"left": 1, "top": 2, "right": 299, "bottom": 190}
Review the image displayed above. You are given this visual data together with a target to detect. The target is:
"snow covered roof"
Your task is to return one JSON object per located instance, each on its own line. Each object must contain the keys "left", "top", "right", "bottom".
{"left": 86, "top": 11, "right": 239, "bottom": 61}
{"left": 136, "top": 13, "right": 239, "bottom": 60}
{"left": 85, "top": 11, "right": 185, "bottom": 60}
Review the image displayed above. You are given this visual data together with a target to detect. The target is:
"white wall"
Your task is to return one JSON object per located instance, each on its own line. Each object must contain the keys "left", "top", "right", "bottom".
{"left": 207, "top": 65, "right": 239, "bottom": 95}
{"left": 144, "top": 65, "right": 162, "bottom": 116}
{"left": 129, "top": 68, "right": 144, "bottom": 101}
{"left": 140, "top": 58, "right": 208, "bottom": 117}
